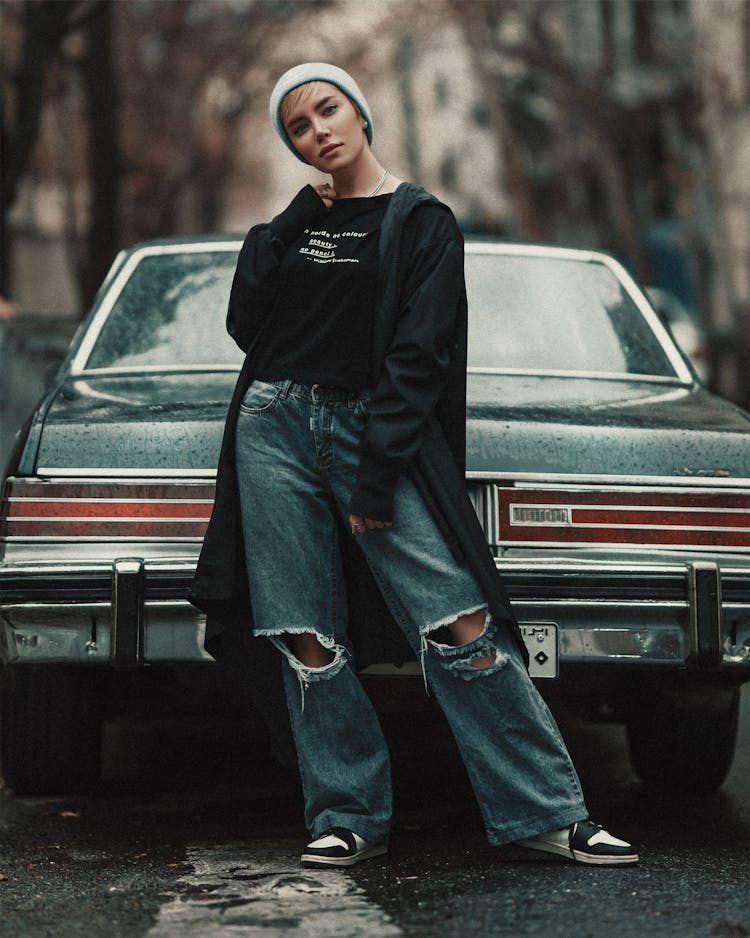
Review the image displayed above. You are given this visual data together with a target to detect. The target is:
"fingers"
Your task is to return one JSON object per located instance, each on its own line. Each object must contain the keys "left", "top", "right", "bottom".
{"left": 365, "top": 518, "right": 392, "bottom": 530}
{"left": 314, "top": 183, "right": 336, "bottom": 208}
{"left": 349, "top": 513, "right": 393, "bottom": 536}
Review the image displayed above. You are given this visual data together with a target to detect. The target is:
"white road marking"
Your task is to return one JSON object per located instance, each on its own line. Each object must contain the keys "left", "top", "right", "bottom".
{"left": 147, "top": 839, "right": 402, "bottom": 938}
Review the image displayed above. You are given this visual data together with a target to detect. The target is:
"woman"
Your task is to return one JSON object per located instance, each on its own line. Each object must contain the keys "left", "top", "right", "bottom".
{"left": 190, "top": 63, "right": 638, "bottom": 869}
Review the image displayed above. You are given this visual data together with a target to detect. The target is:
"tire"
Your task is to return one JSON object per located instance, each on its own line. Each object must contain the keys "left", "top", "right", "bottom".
{"left": 0, "top": 664, "right": 105, "bottom": 795}
{"left": 626, "top": 680, "right": 740, "bottom": 795}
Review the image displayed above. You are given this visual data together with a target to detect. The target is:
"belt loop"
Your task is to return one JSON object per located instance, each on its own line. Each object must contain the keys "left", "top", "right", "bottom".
{"left": 309, "top": 383, "right": 318, "bottom": 430}
{"left": 281, "top": 379, "right": 293, "bottom": 399}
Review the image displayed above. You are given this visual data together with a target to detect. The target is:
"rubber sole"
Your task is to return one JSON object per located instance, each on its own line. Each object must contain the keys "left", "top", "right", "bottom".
{"left": 515, "top": 839, "right": 639, "bottom": 866}
{"left": 301, "top": 842, "right": 388, "bottom": 868}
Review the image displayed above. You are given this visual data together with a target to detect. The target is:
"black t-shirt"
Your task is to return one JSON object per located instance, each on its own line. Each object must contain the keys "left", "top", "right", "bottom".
{"left": 253, "top": 194, "right": 392, "bottom": 389}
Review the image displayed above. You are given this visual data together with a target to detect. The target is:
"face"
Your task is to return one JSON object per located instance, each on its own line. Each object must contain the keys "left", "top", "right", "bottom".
{"left": 282, "top": 81, "right": 368, "bottom": 171}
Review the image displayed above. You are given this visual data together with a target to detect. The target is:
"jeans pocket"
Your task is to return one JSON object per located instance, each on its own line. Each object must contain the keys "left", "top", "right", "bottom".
{"left": 239, "top": 379, "right": 284, "bottom": 415}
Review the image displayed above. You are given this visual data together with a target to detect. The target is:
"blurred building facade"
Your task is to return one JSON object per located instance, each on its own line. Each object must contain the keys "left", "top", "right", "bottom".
{"left": 2, "top": 0, "right": 748, "bottom": 405}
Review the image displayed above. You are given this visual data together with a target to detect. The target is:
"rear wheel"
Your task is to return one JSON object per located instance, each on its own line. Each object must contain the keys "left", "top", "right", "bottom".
{"left": 626, "top": 680, "right": 740, "bottom": 794}
{"left": 0, "top": 664, "right": 105, "bottom": 795}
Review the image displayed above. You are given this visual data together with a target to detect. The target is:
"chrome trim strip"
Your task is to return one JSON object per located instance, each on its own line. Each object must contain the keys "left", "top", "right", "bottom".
{"left": 2, "top": 556, "right": 745, "bottom": 581}
{"left": 467, "top": 366, "right": 684, "bottom": 384}
{"left": 1, "top": 601, "right": 110, "bottom": 612}
{"left": 494, "top": 557, "right": 750, "bottom": 577}
{"left": 37, "top": 466, "right": 216, "bottom": 482}
{"left": 8, "top": 517, "right": 210, "bottom": 523}
{"left": 496, "top": 540, "right": 749, "bottom": 553}
{"left": 467, "top": 471, "right": 750, "bottom": 490}
{"left": 73, "top": 362, "right": 242, "bottom": 374}
{"left": 508, "top": 524, "right": 750, "bottom": 532}
{"left": 511, "top": 598, "right": 687, "bottom": 608}
{"left": 6, "top": 475, "right": 214, "bottom": 486}
{"left": 6, "top": 494, "right": 214, "bottom": 505}
{"left": 33, "top": 470, "right": 750, "bottom": 489}
{"left": 2, "top": 536, "right": 204, "bottom": 543}
{"left": 497, "top": 558, "right": 680, "bottom": 573}
{"left": 36, "top": 468, "right": 218, "bottom": 478}
{"left": 0, "top": 560, "right": 198, "bottom": 577}
{"left": 3, "top": 552, "right": 745, "bottom": 583}
{"left": 508, "top": 524, "right": 748, "bottom": 533}
{"left": 78, "top": 365, "right": 241, "bottom": 376}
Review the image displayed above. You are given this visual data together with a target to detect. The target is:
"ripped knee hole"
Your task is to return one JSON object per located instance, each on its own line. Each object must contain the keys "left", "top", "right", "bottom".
{"left": 424, "top": 620, "right": 508, "bottom": 676}
{"left": 287, "top": 632, "right": 336, "bottom": 669}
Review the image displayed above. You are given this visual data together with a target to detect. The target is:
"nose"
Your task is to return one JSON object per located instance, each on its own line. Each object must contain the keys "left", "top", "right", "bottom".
{"left": 312, "top": 116, "right": 330, "bottom": 140}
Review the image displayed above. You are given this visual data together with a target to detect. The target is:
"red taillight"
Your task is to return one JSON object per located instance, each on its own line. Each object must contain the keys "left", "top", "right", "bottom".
{"left": 1, "top": 479, "right": 214, "bottom": 539}
{"left": 496, "top": 486, "right": 750, "bottom": 550}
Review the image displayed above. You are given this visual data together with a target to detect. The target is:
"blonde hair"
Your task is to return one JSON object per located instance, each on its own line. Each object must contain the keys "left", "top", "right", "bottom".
{"left": 280, "top": 81, "right": 324, "bottom": 126}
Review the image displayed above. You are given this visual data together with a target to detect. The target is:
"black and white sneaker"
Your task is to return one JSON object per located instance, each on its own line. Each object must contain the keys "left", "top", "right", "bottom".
{"left": 515, "top": 819, "right": 639, "bottom": 866}
{"left": 301, "top": 827, "right": 388, "bottom": 868}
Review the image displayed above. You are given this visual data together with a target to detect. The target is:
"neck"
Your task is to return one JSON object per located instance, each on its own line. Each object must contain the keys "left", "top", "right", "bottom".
{"left": 330, "top": 151, "right": 387, "bottom": 198}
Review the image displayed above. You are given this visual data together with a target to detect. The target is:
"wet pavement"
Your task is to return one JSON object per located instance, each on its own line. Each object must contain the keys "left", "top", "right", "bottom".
{"left": 0, "top": 682, "right": 747, "bottom": 938}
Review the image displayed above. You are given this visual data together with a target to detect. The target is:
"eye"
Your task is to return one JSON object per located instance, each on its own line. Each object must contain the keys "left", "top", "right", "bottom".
{"left": 291, "top": 121, "right": 309, "bottom": 137}
{"left": 322, "top": 104, "right": 337, "bottom": 116}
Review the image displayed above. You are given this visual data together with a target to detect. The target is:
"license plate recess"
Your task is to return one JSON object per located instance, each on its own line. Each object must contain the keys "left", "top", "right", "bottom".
{"left": 520, "top": 622, "right": 559, "bottom": 679}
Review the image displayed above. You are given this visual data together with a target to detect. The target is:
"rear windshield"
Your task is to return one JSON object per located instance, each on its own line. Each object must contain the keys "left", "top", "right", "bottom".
{"left": 84, "top": 247, "right": 678, "bottom": 379}
{"left": 85, "top": 251, "right": 242, "bottom": 370}
{"left": 464, "top": 253, "right": 678, "bottom": 378}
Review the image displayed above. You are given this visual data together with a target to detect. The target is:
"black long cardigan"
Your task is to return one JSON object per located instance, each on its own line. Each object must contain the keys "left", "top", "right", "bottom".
{"left": 189, "top": 183, "right": 526, "bottom": 755}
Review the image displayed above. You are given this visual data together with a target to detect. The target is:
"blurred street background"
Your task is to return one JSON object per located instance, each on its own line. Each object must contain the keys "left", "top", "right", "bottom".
{"left": 1, "top": 0, "right": 750, "bottom": 467}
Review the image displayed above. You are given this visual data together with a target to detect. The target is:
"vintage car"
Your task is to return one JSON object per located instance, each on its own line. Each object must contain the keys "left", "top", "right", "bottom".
{"left": 1, "top": 237, "right": 748, "bottom": 795}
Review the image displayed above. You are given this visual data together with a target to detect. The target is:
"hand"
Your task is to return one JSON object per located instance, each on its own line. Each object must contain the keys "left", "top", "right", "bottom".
{"left": 314, "top": 183, "right": 336, "bottom": 209}
{"left": 349, "top": 513, "right": 393, "bottom": 536}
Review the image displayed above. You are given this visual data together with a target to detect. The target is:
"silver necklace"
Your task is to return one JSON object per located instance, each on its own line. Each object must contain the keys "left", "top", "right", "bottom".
{"left": 367, "top": 168, "right": 389, "bottom": 197}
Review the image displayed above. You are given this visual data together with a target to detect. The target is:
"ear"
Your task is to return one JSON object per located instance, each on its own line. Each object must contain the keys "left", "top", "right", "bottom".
{"left": 351, "top": 103, "right": 367, "bottom": 130}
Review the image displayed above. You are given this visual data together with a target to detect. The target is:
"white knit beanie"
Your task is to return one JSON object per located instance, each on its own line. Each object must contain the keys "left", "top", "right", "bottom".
{"left": 269, "top": 62, "right": 374, "bottom": 163}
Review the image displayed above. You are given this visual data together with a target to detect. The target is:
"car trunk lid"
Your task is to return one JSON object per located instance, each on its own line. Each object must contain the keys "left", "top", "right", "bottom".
{"left": 466, "top": 374, "right": 750, "bottom": 480}
{"left": 30, "top": 373, "right": 237, "bottom": 472}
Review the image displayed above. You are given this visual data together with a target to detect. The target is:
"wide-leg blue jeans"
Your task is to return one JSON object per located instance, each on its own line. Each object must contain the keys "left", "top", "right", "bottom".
{"left": 236, "top": 379, "right": 587, "bottom": 847}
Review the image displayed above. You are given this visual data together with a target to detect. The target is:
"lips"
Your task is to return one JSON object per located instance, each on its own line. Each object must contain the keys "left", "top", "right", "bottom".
{"left": 319, "top": 143, "right": 342, "bottom": 158}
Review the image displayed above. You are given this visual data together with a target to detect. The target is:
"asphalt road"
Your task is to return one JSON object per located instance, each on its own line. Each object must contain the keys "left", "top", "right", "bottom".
{"left": 0, "top": 680, "right": 747, "bottom": 938}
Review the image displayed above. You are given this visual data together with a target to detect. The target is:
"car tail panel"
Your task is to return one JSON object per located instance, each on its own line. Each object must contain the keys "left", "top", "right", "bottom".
{"left": 1, "top": 478, "right": 214, "bottom": 542}
{"left": 492, "top": 483, "right": 750, "bottom": 552}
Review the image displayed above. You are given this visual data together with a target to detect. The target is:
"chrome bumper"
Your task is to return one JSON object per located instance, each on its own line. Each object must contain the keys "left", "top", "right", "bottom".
{"left": 495, "top": 556, "right": 750, "bottom": 669}
{"left": 0, "top": 559, "right": 211, "bottom": 666}
{"left": 0, "top": 556, "right": 748, "bottom": 670}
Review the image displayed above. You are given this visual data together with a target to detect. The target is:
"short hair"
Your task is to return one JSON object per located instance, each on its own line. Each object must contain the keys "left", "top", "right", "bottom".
{"left": 280, "top": 81, "right": 324, "bottom": 127}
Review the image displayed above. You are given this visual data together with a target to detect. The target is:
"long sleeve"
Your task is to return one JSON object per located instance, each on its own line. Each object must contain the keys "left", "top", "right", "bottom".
{"left": 349, "top": 205, "right": 466, "bottom": 521}
{"left": 227, "top": 186, "right": 328, "bottom": 353}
